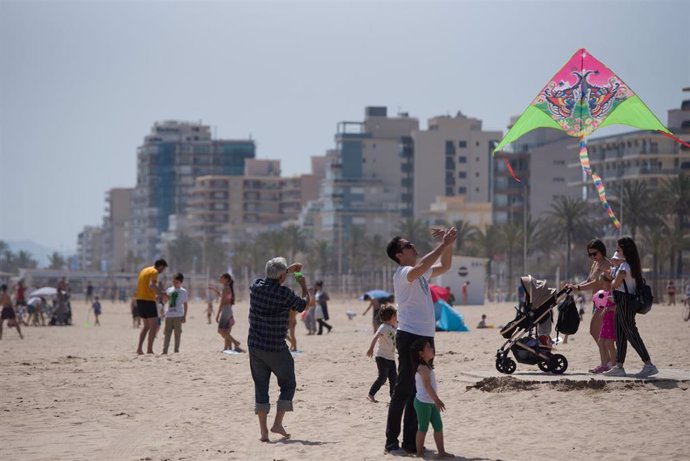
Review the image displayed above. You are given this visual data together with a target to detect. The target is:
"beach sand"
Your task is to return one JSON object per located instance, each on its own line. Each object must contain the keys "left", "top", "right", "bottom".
{"left": 1, "top": 297, "right": 689, "bottom": 460}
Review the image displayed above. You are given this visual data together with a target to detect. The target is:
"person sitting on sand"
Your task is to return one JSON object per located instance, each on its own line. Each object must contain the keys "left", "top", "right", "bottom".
{"left": 366, "top": 305, "right": 398, "bottom": 403}
{"left": 477, "top": 314, "right": 488, "bottom": 329}
{"left": 248, "top": 257, "right": 310, "bottom": 442}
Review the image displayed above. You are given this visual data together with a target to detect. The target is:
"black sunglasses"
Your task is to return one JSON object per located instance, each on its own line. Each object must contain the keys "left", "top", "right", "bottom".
{"left": 588, "top": 251, "right": 598, "bottom": 257}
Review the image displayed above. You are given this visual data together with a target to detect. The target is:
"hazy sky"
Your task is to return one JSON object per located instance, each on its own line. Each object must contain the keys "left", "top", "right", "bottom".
{"left": 1, "top": 0, "right": 688, "bottom": 252}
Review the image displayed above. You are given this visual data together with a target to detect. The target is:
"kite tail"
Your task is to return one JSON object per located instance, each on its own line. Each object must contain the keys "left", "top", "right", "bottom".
{"left": 660, "top": 131, "right": 690, "bottom": 149}
{"left": 579, "top": 138, "right": 621, "bottom": 229}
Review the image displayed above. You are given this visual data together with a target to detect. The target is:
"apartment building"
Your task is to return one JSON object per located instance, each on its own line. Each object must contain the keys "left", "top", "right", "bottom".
{"left": 102, "top": 187, "right": 132, "bottom": 272}
{"left": 128, "top": 121, "right": 255, "bottom": 260}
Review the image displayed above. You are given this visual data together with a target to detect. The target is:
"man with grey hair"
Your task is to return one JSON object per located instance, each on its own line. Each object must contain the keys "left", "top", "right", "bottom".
{"left": 248, "top": 257, "right": 310, "bottom": 442}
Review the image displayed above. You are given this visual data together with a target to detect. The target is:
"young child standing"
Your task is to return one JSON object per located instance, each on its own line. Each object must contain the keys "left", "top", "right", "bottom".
{"left": 366, "top": 306, "right": 398, "bottom": 402}
{"left": 91, "top": 296, "right": 102, "bottom": 326}
{"left": 163, "top": 273, "right": 188, "bottom": 354}
{"left": 411, "top": 339, "right": 452, "bottom": 458}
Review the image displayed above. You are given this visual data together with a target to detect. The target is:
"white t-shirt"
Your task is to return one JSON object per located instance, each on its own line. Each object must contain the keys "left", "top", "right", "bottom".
{"left": 375, "top": 323, "right": 397, "bottom": 360}
{"left": 614, "top": 261, "right": 637, "bottom": 293}
{"left": 394, "top": 266, "right": 436, "bottom": 337}
{"left": 165, "top": 287, "right": 188, "bottom": 318}
{"left": 415, "top": 367, "right": 438, "bottom": 404}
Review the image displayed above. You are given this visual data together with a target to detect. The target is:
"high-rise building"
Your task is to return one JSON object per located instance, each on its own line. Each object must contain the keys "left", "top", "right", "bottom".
{"left": 316, "top": 107, "right": 419, "bottom": 246}
{"left": 129, "top": 121, "right": 255, "bottom": 260}
{"left": 102, "top": 187, "right": 132, "bottom": 272}
{"left": 411, "top": 112, "right": 502, "bottom": 218}
{"left": 76, "top": 225, "right": 104, "bottom": 271}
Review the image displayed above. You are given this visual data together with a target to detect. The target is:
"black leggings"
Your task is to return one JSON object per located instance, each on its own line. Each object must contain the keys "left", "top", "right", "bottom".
{"left": 317, "top": 319, "right": 332, "bottom": 334}
{"left": 369, "top": 357, "right": 397, "bottom": 397}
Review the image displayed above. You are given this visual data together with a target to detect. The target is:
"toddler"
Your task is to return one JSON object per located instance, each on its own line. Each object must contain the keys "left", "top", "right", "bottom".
{"left": 411, "top": 338, "right": 453, "bottom": 458}
{"left": 91, "top": 296, "right": 102, "bottom": 326}
{"left": 366, "top": 306, "right": 398, "bottom": 402}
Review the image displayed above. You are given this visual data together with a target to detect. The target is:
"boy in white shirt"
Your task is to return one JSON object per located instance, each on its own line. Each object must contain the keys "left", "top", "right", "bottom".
{"left": 366, "top": 306, "right": 398, "bottom": 402}
{"left": 162, "top": 273, "right": 188, "bottom": 354}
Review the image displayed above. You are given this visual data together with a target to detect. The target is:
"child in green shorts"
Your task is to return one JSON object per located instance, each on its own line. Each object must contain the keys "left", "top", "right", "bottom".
{"left": 411, "top": 338, "right": 453, "bottom": 458}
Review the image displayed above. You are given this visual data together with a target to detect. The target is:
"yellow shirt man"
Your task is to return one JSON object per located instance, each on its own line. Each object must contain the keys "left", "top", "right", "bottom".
{"left": 136, "top": 266, "right": 160, "bottom": 301}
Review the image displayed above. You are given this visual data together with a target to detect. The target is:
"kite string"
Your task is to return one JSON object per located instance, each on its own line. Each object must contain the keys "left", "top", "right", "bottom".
{"left": 579, "top": 138, "right": 621, "bottom": 229}
{"left": 660, "top": 131, "right": 690, "bottom": 149}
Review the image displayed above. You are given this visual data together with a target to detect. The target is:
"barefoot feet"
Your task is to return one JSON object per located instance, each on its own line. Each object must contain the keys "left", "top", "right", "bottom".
{"left": 270, "top": 424, "right": 291, "bottom": 439}
{"left": 367, "top": 395, "right": 378, "bottom": 403}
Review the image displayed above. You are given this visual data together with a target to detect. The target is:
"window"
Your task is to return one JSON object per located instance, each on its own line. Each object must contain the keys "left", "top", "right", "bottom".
{"left": 475, "top": 187, "right": 480, "bottom": 193}
{"left": 553, "top": 177, "right": 565, "bottom": 183}
{"left": 458, "top": 140, "right": 467, "bottom": 148}
{"left": 445, "top": 141, "right": 456, "bottom": 155}
{"left": 446, "top": 187, "right": 455, "bottom": 196}
{"left": 458, "top": 186, "right": 467, "bottom": 194}
{"left": 458, "top": 156, "right": 467, "bottom": 163}
{"left": 475, "top": 172, "right": 480, "bottom": 177}
{"left": 458, "top": 171, "right": 467, "bottom": 179}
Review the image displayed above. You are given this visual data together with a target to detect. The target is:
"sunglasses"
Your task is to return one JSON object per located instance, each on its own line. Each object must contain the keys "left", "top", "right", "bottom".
{"left": 588, "top": 252, "right": 598, "bottom": 257}
{"left": 400, "top": 242, "right": 414, "bottom": 251}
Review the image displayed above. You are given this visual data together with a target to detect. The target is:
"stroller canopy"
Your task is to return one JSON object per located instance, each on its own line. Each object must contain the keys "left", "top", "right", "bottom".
{"left": 520, "top": 275, "right": 555, "bottom": 308}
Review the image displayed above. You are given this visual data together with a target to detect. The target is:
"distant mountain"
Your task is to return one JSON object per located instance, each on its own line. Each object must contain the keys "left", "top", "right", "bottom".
{"left": 3, "top": 240, "right": 73, "bottom": 268}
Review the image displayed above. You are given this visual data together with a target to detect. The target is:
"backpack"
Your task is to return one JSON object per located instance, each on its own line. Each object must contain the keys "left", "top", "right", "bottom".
{"left": 624, "top": 279, "right": 653, "bottom": 315}
{"left": 635, "top": 279, "right": 653, "bottom": 315}
{"left": 556, "top": 295, "right": 580, "bottom": 335}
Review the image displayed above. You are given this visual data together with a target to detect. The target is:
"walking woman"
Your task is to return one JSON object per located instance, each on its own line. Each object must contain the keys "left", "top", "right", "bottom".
{"left": 214, "top": 273, "right": 244, "bottom": 352}
{"left": 604, "top": 237, "right": 658, "bottom": 378}
{"left": 314, "top": 281, "right": 333, "bottom": 335}
{"left": 568, "top": 239, "right": 611, "bottom": 371}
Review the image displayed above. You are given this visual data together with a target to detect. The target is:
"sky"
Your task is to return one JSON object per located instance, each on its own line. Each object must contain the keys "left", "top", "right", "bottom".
{"left": 1, "top": 0, "right": 688, "bottom": 253}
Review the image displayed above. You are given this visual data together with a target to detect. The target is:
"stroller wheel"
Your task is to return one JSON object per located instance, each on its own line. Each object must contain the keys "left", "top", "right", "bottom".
{"left": 495, "top": 360, "right": 505, "bottom": 373}
{"left": 538, "top": 360, "right": 550, "bottom": 373}
{"left": 501, "top": 358, "right": 516, "bottom": 375}
{"left": 548, "top": 354, "right": 568, "bottom": 374}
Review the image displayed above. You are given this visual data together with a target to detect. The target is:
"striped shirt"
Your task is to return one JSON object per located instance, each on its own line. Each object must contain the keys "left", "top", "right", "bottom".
{"left": 248, "top": 278, "right": 307, "bottom": 352}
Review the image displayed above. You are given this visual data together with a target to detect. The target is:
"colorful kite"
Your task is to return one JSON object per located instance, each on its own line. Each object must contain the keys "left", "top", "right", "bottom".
{"left": 493, "top": 48, "right": 687, "bottom": 229}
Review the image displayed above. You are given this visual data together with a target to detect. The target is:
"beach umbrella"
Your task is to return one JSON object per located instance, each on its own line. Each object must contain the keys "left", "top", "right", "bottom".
{"left": 29, "top": 287, "right": 58, "bottom": 297}
{"left": 359, "top": 289, "right": 392, "bottom": 301}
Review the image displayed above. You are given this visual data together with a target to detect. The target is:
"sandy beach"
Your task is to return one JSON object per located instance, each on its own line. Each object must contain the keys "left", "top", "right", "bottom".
{"left": 1, "top": 297, "right": 689, "bottom": 461}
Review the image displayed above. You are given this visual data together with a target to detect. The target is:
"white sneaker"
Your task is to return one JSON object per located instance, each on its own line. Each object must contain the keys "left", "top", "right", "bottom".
{"left": 635, "top": 364, "right": 659, "bottom": 378}
{"left": 603, "top": 366, "right": 626, "bottom": 377}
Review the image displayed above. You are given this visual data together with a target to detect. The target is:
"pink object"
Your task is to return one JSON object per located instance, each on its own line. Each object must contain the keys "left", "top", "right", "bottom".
{"left": 600, "top": 310, "right": 617, "bottom": 340}
{"left": 429, "top": 284, "right": 450, "bottom": 303}
{"left": 593, "top": 290, "right": 613, "bottom": 310}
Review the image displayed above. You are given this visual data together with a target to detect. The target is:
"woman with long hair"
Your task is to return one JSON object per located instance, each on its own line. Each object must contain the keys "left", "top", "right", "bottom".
{"left": 214, "top": 273, "right": 243, "bottom": 352}
{"left": 604, "top": 237, "right": 657, "bottom": 378}
{"left": 568, "top": 239, "right": 611, "bottom": 371}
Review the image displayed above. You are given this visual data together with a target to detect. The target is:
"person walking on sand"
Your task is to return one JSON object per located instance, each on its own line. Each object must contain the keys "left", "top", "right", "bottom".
{"left": 567, "top": 239, "right": 611, "bottom": 372}
{"left": 91, "top": 296, "right": 102, "bottom": 326}
{"left": 314, "top": 280, "right": 333, "bottom": 334}
{"left": 162, "top": 272, "right": 188, "bottom": 354}
{"left": 666, "top": 280, "right": 676, "bottom": 306}
{"left": 135, "top": 259, "right": 168, "bottom": 355}
{"left": 383, "top": 227, "right": 456, "bottom": 455}
{"left": 366, "top": 305, "right": 398, "bottom": 403}
{"left": 212, "top": 273, "right": 243, "bottom": 352}
{"left": 604, "top": 237, "right": 659, "bottom": 378}
{"left": 248, "top": 257, "right": 309, "bottom": 442}
{"left": 0, "top": 284, "right": 23, "bottom": 340}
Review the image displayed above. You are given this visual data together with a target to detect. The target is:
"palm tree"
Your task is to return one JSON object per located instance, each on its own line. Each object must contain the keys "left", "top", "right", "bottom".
{"left": 15, "top": 250, "right": 37, "bottom": 270}
{"left": 281, "top": 224, "right": 308, "bottom": 262}
{"left": 48, "top": 252, "right": 66, "bottom": 270}
{"left": 656, "top": 174, "right": 690, "bottom": 276}
{"left": 451, "top": 219, "right": 479, "bottom": 254}
{"left": 202, "top": 238, "right": 230, "bottom": 276}
{"left": 638, "top": 224, "right": 667, "bottom": 299}
{"left": 500, "top": 223, "right": 522, "bottom": 297}
{"left": 469, "top": 224, "right": 504, "bottom": 294}
{"left": 544, "top": 196, "right": 594, "bottom": 280}
{"left": 166, "top": 233, "right": 202, "bottom": 273}
{"left": 306, "top": 240, "right": 333, "bottom": 277}
{"left": 619, "top": 180, "right": 657, "bottom": 239}
{"left": 396, "top": 218, "right": 432, "bottom": 254}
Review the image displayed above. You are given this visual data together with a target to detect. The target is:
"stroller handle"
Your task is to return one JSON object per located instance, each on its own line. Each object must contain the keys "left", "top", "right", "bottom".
{"left": 555, "top": 286, "right": 573, "bottom": 297}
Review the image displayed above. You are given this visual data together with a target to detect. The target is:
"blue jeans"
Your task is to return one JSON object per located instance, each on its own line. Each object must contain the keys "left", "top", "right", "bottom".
{"left": 249, "top": 347, "right": 296, "bottom": 414}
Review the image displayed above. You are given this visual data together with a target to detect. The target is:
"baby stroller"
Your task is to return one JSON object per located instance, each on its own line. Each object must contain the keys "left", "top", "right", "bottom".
{"left": 495, "top": 276, "right": 571, "bottom": 375}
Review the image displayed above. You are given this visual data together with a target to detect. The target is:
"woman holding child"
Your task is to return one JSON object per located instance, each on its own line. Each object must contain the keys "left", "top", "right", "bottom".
{"left": 567, "top": 239, "right": 611, "bottom": 372}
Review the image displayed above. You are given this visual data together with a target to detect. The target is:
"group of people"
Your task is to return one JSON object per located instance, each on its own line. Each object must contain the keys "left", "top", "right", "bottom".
{"left": 567, "top": 237, "right": 658, "bottom": 378}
